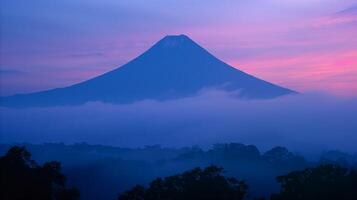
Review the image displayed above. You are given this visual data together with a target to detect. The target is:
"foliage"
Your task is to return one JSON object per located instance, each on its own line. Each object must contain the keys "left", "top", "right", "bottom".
{"left": 118, "top": 165, "right": 247, "bottom": 200}
{"left": 263, "top": 146, "right": 306, "bottom": 169}
{"left": 271, "top": 164, "right": 357, "bottom": 200}
{"left": 0, "top": 146, "right": 79, "bottom": 200}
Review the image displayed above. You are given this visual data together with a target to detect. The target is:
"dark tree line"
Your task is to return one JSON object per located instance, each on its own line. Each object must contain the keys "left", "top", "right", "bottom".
{"left": 118, "top": 164, "right": 357, "bottom": 200}
{"left": 271, "top": 164, "right": 357, "bottom": 200}
{"left": 1, "top": 146, "right": 357, "bottom": 200}
{"left": 118, "top": 165, "right": 247, "bottom": 200}
{"left": 0, "top": 146, "right": 79, "bottom": 200}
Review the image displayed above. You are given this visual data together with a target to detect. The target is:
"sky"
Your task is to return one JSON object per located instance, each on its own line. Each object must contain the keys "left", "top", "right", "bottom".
{"left": 1, "top": 0, "right": 357, "bottom": 96}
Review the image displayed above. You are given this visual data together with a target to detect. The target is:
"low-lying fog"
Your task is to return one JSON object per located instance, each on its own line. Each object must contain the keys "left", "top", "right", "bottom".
{"left": 1, "top": 89, "right": 356, "bottom": 154}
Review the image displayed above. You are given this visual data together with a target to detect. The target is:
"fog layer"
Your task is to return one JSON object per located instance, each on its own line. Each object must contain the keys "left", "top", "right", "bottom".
{"left": 1, "top": 90, "right": 356, "bottom": 153}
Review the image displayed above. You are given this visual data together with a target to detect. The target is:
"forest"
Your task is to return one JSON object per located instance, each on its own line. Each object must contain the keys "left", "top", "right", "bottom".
{"left": 1, "top": 143, "right": 356, "bottom": 199}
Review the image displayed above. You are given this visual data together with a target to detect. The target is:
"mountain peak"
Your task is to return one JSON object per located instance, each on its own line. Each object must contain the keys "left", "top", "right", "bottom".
{"left": 156, "top": 34, "right": 196, "bottom": 48}
{"left": 163, "top": 34, "right": 190, "bottom": 41}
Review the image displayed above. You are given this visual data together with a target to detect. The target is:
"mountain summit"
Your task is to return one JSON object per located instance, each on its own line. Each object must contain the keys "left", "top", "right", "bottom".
{"left": 155, "top": 34, "right": 193, "bottom": 47}
{"left": 0, "top": 34, "right": 295, "bottom": 107}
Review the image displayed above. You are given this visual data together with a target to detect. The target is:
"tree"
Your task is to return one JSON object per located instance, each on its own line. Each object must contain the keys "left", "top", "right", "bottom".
{"left": 118, "top": 166, "right": 247, "bottom": 200}
{"left": 271, "top": 164, "right": 357, "bottom": 200}
{"left": 263, "top": 147, "right": 306, "bottom": 169}
{"left": 210, "top": 143, "right": 261, "bottom": 161}
{"left": 0, "top": 146, "right": 79, "bottom": 200}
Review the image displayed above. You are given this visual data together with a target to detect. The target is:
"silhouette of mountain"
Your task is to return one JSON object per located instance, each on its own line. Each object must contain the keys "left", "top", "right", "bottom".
{"left": 0, "top": 34, "right": 295, "bottom": 107}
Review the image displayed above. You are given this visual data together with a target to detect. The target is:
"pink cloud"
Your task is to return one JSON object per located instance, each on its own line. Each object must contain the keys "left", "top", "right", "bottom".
{"left": 229, "top": 50, "right": 357, "bottom": 96}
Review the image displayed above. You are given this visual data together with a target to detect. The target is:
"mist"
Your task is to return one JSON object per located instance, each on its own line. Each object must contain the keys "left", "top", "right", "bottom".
{"left": 1, "top": 90, "right": 356, "bottom": 154}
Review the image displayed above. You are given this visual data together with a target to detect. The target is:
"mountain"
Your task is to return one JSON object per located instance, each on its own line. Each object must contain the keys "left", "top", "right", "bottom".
{"left": 0, "top": 35, "right": 295, "bottom": 107}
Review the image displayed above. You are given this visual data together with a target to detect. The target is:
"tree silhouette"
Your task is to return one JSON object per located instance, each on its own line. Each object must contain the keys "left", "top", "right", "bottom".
{"left": 0, "top": 146, "right": 79, "bottom": 200}
{"left": 263, "top": 146, "right": 306, "bottom": 169}
{"left": 118, "top": 166, "right": 247, "bottom": 200}
{"left": 271, "top": 164, "right": 357, "bottom": 200}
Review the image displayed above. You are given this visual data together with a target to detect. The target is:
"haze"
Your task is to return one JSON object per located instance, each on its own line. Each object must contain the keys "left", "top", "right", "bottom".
{"left": 1, "top": 91, "right": 356, "bottom": 155}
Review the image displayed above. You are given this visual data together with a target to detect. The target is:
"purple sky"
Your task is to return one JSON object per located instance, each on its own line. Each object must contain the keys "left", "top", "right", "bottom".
{"left": 1, "top": 0, "right": 357, "bottom": 96}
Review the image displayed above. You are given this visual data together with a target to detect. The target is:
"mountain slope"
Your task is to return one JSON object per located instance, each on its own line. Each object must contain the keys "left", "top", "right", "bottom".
{"left": 0, "top": 35, "right": 295, "bottom": 107}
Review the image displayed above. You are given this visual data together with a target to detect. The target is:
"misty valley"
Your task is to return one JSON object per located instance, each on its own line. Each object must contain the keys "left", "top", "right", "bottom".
{"left": 1, "top": 143, "right": 357, "bottom": 200}
{"left": 1, "top": 91, "right": 357, "bottom": 199}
